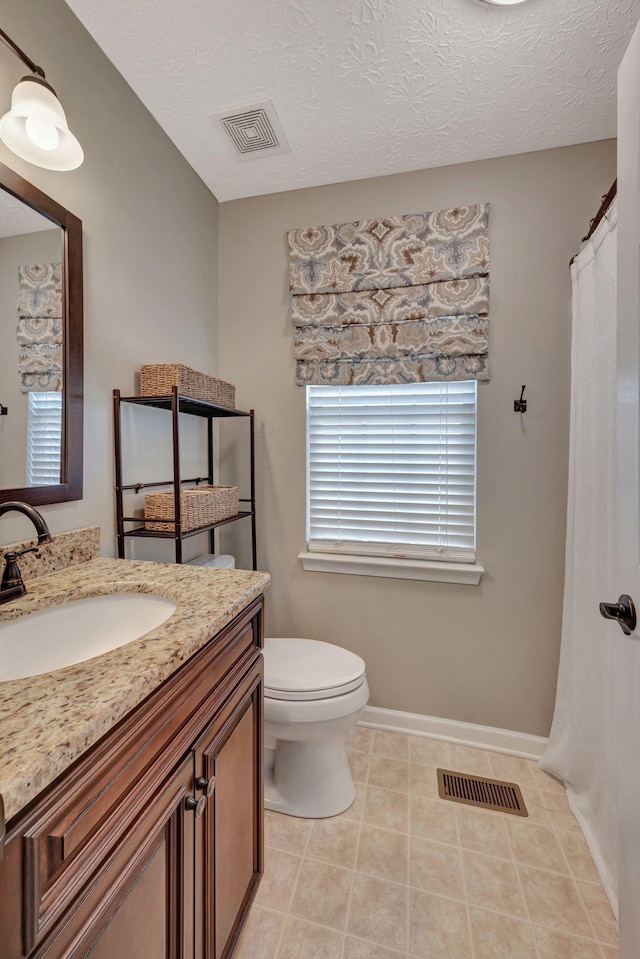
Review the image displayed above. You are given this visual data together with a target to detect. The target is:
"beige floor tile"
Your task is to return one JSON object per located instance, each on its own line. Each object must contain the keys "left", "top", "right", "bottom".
{"left": 409, "top": 736, "right": 450, "bottom": 766}
{"left": 538, "top": 789, "right": 571, "bottom": 814}
{"left": 357, "top": 824, "right": 408, "bottom": 884}
{"left": 342, "top": 782, "right": 366, "bottom": 822}
{"left": 343, "top": 936, "right": 405, "bottom": 958}
{"left": 518, "top": 865, "right": 593, "bottom": 938}
{"left": 363, "top": 785, "right": 409, "bottom": 833}
{"left": 345, "top": 725, "right": 375, "bottom": 753}
{"left": 347, "top": 874, "right": 408, "bottom": 952}
{"left": 576, "top": 881, "right": 618, "bottom": 945}
{"left": 290, "top": 859, "right": 352, "bottom": 931}
{"left": 533, "top": 925, "right": 604, "bottom": 959}
{"left": 306, "top": 816, "right": 360, "bottom": 869}
{"left": 368, "top": 754, "right": 410, "bottom": 793}
{"left": 538, "top": 791, "right": 581, "bottom": 832}
{"left": 235, "top": 906, "right": 285, "bottom": 959}
{"left": 410, "top": 836, "right": 465, "bottom": 900}
{"left": 264, "top": 811, "right": 312, "bottom": 855}
{"left": 461, "top": 849, "right": 527, "bottom": 917}
{"left": 347, "top": 749, "right": 370, "bottom": 784}
{"left": 409, "top": 762, "right": 440, "bottom": 798}
{"left": 372, "top": 729, "right": 410, "bottom": 759}
{"left": 469, "top": 907, "right": 537, "bottom": 959}
{"left": 409, "top": 888, "right": 472, "bottom": 959}
{"left": 448, "top": 744, "right": 493, "bottom": 776}
{"left": 256, "top": 848, "right": 303, "bottom": 912}
{"left": 488, "top": 753, "right": 538, "bottom": 786}
{"left": 506, "top": 818, "right": 569, "bottom": 873}
{"left": 276, "top": 917, "right": 343, "bottom": 959}
{"left": 519, "top": 788, "right": 554, "bottom": 826}
{"left": 547, "top": 808, "right": 582, "bottom": 833}
{"left": 456, "top": 805, "right": 512, "bottom": 858}
{"left": 409, "top": 793, "right": 458, "bottom": 845}
{"left": 533, "top": 765, "right": 566, "bottom": 794}
{"left": 555, "top": 828, "right": 600, "bottom": 883}
{"left": 600, "top": 946, "right": 619, "bottom": 959}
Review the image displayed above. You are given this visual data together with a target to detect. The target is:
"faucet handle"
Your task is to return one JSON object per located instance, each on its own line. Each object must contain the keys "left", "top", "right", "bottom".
{"left": 4, "top": 546, "right": 39, "bottom": 562}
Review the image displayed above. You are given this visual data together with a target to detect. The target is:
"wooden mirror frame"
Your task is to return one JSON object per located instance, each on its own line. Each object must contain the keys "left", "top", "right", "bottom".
{"left": 0, "top": 162, "right": 83, "bottom": 506}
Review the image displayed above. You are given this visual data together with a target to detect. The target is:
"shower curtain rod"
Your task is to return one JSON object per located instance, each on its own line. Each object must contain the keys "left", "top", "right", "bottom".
{"left": 584, "top": 179, "right": 617, "bottom": 242}
{"left": 570, "top": 179, "right": 617, "bottom": 266}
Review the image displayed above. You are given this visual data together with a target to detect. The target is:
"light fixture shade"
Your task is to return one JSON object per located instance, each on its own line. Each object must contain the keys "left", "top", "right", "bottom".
{"left": 478, "top": 0, "right": 529, "bottom": 5}
{"left": 0, "top": 76, "right": 83, "bottom": 171}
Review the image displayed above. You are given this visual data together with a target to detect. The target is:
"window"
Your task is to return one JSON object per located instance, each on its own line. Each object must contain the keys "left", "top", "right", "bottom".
{"left": 27, "top": 391, "right": 63, "bottom": 487}
{"left": 303, "top": 382, "right": 480, "bottom": 581}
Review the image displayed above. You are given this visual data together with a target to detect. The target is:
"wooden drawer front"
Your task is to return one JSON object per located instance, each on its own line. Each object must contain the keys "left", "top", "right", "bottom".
{"left": 21, "top": 599, "right": 262, "bottom": 954}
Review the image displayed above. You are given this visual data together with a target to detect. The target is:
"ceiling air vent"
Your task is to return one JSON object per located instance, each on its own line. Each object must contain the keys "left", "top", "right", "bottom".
{"left": 212, "top": 99, "right": 290, "bottom": 161}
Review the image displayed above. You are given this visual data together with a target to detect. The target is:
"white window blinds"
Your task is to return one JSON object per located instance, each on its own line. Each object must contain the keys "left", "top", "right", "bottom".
{"left": 306, "top": 381, "right": 477, "bottom": 563}
{"left": 27, "top": 391, "right": 63, "bottom": 487}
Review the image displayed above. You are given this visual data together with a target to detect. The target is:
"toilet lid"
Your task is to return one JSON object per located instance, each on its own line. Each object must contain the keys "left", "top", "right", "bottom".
{"left": 264, "top": 638, "right": 366, "bottom": 701}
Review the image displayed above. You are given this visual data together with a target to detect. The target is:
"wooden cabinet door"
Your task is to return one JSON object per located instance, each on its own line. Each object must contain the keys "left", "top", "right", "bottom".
{"left": 34, "top": 756, "right": 195, "bottom": 959}
{"left": 194, "top": 660, "right": 263, "bottom": 959}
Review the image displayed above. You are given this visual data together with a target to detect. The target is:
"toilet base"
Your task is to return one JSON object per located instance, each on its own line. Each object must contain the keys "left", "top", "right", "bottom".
{"left": 264, "top": 735, "right": 355, "bottom": 818}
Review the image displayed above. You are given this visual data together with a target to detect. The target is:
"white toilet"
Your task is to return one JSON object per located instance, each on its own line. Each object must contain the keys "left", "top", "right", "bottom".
{"left": 263, "top": 638, "right": 369, "bottom": 818}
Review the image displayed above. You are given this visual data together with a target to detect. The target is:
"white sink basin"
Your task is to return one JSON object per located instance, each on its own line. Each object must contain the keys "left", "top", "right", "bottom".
{"left": 0, "top": 593, "right": 177, "bottom": 682}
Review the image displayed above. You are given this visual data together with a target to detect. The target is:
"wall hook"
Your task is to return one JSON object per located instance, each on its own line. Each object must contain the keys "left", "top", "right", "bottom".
{"left": 0, "top": 403, "right": 7, "bottom": 416}
{"left": 514, "top": 386, "right": 527, "bottom": 414}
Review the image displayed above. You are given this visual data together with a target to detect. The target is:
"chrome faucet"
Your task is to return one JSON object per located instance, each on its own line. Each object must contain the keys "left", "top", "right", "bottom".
{"left": 0, "top": 501, "right": 52, "bottom": 604}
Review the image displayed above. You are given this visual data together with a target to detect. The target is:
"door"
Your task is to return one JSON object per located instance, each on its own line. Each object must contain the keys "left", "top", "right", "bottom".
{"left": 609, "top": 17, "right": 640, "bottom": 959}
{"left": 193, "top": 661, "right": 263, "bottom": 959}
{"left": 36, "top": 756, "right": 195, "bottom": 959}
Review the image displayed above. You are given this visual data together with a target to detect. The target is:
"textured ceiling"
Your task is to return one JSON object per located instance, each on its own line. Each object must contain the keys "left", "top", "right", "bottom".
{"left": 64, "top": 0, "right": 639, "bottom": 201}
{"left": 0, "top": 189, "right": 59, "bottom": 239}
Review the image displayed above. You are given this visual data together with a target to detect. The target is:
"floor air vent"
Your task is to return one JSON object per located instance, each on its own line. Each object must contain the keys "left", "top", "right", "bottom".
{"left": 437, "top": 769, "right": 528, "bottom": 817}
{"left": 212, "top": 99, "right": 290, "bottom": 161}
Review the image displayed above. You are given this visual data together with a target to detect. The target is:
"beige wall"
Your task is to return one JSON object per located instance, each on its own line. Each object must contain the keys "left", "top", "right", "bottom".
{"left": 218, "top": 141, "right": 617, "bottom": 737}
{"left": 0, "top": 0, "right": 218, "bottom": 558}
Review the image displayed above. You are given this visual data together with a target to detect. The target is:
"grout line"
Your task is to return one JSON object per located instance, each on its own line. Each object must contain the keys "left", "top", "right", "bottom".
{"left": 507, "top": 811, "right": 544, "bottom": 959}
{"left": 272, "top": 819, "right": 315, "bottom": 959}
{"left": 454, "top": 802, "right": 477, "bottom": 959}
{"left": 339, "top": 753, "right": 370, "bottom": 959}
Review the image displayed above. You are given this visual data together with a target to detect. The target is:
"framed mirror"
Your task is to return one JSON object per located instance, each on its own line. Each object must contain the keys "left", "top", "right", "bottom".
{"left": 0, "top": 161, "right": 83, "bottom": 506}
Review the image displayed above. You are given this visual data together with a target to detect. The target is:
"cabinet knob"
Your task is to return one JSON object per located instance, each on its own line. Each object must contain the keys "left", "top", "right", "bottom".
{"left": 185, "top": 795, "right": 207, "bottom": 817}
{"left": 196, "top": 776, "right": 216, "bottom": 797}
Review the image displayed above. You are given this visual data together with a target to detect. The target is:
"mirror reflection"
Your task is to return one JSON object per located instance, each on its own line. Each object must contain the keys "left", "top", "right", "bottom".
{"left": 0, "top": 188, "right": 64, "bottom": 490}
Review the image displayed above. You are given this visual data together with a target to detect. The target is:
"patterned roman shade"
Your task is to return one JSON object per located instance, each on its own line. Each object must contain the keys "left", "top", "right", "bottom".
{"left": 287, "top": 204, "right": 490, "bottom": 386}
{"left": 16, "top": 262, "right": 63, "bottom": 392}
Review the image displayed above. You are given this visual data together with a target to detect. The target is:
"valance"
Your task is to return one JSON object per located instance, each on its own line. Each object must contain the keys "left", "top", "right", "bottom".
{"left": 16, "top": 262, "right": 63, "bottom": 392}
{"left": 288, "top": 204, "right": 490, "bottom": 386}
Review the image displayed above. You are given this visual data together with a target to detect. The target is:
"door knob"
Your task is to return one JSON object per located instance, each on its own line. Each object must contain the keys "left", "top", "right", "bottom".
{"left": 599, "top": 594, "right": 637, "bottom": 635}
{"left": 196, "top": 776, "right": 216, "bottom": 797}
{"left": 185, "top": 795, "right": 207, "bottom": 817}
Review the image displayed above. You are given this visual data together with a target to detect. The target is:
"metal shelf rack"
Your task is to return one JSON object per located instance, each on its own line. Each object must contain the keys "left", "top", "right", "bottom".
{"left": 113, "top": 387, "right": 256, "bottom": 566}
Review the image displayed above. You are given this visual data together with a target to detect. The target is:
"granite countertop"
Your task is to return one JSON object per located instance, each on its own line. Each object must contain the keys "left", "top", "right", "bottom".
{"left": 0, "top": 557, "right": 270, "bottom": 823}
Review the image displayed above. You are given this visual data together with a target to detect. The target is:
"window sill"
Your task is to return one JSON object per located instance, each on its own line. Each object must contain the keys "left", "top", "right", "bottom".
{"left": 298, "top": 551, "right": 484, "bottom": 585}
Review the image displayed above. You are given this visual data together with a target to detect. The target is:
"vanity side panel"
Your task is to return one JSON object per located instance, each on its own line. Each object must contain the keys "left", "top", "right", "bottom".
{"left": 0, "top": 825, "right": 24, "bottom": 958}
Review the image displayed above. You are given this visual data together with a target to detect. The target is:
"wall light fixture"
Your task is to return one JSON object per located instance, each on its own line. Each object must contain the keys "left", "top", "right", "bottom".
{"left": 0, "top": 28, "right": 83, "bottom": 171}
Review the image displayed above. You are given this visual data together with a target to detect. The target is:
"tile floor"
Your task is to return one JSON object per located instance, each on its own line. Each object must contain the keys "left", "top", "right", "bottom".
{"left": 236, "top": 727, "right": 618, "bottom": 959}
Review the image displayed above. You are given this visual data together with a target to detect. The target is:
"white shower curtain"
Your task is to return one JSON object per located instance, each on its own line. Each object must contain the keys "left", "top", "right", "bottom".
{"left": 541, "top": 202, "right": 618, "bottom": 913}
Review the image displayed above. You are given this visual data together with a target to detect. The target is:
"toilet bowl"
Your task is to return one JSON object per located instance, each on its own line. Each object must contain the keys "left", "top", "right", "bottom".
{"left": 264, "top": 637, "right": 369, "bottom": 818}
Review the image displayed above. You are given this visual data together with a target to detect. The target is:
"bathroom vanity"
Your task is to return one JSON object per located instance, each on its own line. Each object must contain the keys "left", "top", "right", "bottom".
{"left": 0, "top": 557, "right": 269, "bottom": 959}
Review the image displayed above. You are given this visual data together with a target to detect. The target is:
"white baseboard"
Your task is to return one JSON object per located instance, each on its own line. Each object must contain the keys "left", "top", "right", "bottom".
{"left": 358, "top": 706, "right": 548, "bottom": 761}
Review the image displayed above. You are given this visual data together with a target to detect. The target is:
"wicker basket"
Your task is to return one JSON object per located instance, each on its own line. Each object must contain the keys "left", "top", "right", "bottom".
{"left": 139, "top": 363, "right": 236, "bottom": 409}
{"left": 144, "top": 486, "right": 239, "bottom": 533}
